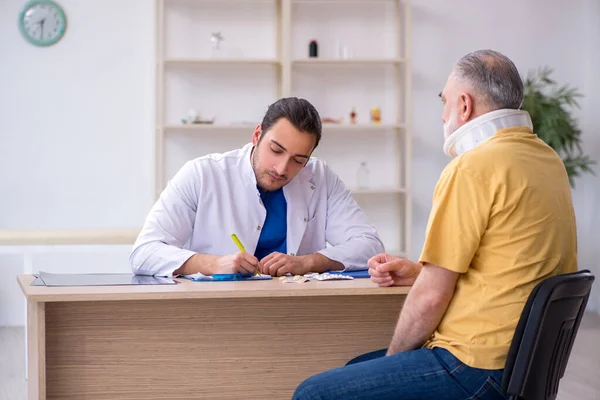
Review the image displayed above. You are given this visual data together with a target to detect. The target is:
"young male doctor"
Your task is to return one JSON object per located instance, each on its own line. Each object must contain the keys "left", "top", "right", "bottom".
{"left": 130, "top": 97, "right": 384, "bottom": 277}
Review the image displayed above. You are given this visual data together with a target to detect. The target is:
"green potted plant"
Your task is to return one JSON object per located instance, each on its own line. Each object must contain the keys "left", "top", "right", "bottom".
{"left": 521, "top": 67, "right": 595, "bottom": 187}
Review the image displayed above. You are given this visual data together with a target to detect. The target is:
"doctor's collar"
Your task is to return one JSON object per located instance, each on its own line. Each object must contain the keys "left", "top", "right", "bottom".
{"left": 257, "top": 184, "right": 283, "bottom": 197}
{"left": 242, "top": 143, "right": 259, "bottom": 185}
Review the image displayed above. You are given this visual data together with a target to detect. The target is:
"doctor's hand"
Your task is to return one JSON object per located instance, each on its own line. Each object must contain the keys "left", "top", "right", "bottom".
{"left": 213, "top": 252, "right": 259, "bottom": 275}
{"left": 368, "top": 253, "right": 422, "bottom": 287}
{"left": 259, "top": 252, "right": 308, "bottom": 276}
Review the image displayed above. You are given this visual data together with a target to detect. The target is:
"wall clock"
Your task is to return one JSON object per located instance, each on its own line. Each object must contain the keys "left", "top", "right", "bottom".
{"left": 18, "top": 0, "right": 67, "bottom": 47}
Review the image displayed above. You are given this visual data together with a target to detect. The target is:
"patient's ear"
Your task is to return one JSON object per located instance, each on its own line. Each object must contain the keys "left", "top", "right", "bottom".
{"left": 459, "top": 93, "right": 473, "bottom": 123}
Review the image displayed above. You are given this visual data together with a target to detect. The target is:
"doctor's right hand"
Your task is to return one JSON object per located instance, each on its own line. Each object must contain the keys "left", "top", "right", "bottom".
{"left": 368, "top": 253, "right": 422, "bottom": 287}
{"left": 212, "top": 252, "right": 260, "bottom": 275}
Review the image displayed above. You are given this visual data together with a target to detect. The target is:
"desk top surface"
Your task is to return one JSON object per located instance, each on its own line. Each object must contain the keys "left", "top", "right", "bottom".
{"left": 17, "top": 275, "right": 410, "bottom": 302}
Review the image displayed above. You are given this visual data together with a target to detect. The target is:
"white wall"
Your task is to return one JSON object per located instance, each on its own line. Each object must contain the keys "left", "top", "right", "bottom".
{"left": 0, "top": 0, "right": 598, "bottom": 326}
{"left": 581, "top": 0, "right": 600, "bottom": 312}
{"left": 0, "top": 0, "right": 155, "bottom": 326}
{"left": 0, "top": 0, "right": 155, "bottom": 230}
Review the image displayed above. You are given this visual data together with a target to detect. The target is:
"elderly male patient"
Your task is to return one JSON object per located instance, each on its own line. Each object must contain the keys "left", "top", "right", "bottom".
{"left": 292, "top": 49, "right": 578, "bottom": 400}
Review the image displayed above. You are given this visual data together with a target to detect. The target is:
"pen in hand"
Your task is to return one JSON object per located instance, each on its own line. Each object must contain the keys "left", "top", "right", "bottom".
{"left": 230, "top": 234, "right": 261, "bottom": 276}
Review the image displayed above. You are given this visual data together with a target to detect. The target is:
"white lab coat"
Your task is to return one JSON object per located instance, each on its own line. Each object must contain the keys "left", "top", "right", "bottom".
{"left": 130, "top": 143, "right": 384, "bottom": 276}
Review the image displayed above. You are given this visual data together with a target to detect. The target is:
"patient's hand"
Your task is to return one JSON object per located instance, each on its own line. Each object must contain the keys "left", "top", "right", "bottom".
{"left": 259, "top": 252, "right": 308, "bottom": 276}
{"left": 368, "top": 253, "right": 422, "bottom": 287}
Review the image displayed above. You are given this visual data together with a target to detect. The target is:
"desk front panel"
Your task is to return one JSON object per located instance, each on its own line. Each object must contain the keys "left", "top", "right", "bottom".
{"left": 43, "top": 294, "right": 405, "bottom": 399}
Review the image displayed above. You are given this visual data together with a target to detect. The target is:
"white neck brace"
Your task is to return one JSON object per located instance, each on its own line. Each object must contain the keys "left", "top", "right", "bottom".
{"left": 443, "top": 109, "right": 533, "bottom": 157}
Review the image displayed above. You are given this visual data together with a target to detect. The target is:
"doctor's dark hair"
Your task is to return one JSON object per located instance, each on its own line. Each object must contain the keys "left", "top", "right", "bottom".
{"left": 455, "top": 49, "right": 524, "bottom": 110}
{"left": 259, "top": 97, "right": 322, "bottom": 148}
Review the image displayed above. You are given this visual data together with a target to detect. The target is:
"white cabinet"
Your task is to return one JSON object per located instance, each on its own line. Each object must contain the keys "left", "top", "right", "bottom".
{"left": 155, "top": 0, "right": 411, "bottom": 256}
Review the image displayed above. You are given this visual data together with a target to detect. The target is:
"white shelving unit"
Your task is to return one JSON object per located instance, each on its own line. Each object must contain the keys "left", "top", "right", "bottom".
{"left": 164, "top": 58, "right": 281, "bottom": 65}
{"left": 292, "top": 58, "right": 406, "bottom": 65}
{"left": 156, "top": 0, "right": 411, "bottom": 257}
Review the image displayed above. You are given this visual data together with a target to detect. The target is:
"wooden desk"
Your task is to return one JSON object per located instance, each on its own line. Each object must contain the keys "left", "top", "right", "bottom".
{"left": 18, "top": 275, "right": 409, "bottom": 400}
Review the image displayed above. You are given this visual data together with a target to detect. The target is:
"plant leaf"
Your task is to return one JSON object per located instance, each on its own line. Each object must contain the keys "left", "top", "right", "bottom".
{"left": 521, "top": 67, "right": 594, "bottom": 187}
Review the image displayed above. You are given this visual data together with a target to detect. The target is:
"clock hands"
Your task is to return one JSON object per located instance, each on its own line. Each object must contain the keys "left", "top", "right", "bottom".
{"left": 39, "top": 18, "right": 45, "bottom": 40}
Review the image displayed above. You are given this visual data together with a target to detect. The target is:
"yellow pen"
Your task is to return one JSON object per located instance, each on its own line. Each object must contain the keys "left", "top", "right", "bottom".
{"left": 230, "top": 234, "right": 261, "bottom": 276}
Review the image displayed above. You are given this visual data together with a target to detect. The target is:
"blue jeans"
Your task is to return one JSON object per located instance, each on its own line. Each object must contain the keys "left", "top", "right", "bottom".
{"left": 292, "top": 347, "right": 507, "bottom": 400}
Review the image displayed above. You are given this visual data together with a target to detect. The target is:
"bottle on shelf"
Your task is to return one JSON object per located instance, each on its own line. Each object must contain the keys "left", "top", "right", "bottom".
{"left": 309, "top": 40, "right": 318, "bottom": 58}
{"left": 350, "top": 107, "right": 357, "bottom": 124}
{"left": 335, "top": 40, "right": 351, "bottom": 59}
{"left": 356, "top": 162, "right": 370, "bottom": 189}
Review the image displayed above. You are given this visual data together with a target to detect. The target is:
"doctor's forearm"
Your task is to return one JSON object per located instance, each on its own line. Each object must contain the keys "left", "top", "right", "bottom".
{"left": 303, "top": 253, "right": 344, "bottom": 273}
{"left": 174, "top": 254, "right": 218, "bottom": 276}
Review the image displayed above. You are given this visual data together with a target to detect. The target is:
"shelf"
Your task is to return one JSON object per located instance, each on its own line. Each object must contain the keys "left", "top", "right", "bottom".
{"left": 292, "top": 58, "right": 405, "bottom": 66}
{"left": 164, "top": 0, "right": 277, "bottom": 3}
{"left": 164, "top": 124, "right": 402, "bottom": 131}
{"left": 321, "top": 123, "right": 404, "bottom": 130}
{"left": 164, "top": 58, "right": 280, "bottom": 66}
{"left": 0, "top": 229, "right": 139, "bottom": 246}
{"left": 163, "top": 124, "right": 258, "bottom": 131}
{"left": 293, "top": 0, "right": 398, "bottom": 3}
{"left": 164, "top": 59, "right": 403, "bottom": 66}
{"left": 157, "top": 0, "right": 412, "bottom": 261}
{"left": 351, "top": 187, "right": 406, "bottom": 195}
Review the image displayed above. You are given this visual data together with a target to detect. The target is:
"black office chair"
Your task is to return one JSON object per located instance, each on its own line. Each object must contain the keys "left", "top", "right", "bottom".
{"left": 501, "top": 269, "right": 595, "bottom": 400}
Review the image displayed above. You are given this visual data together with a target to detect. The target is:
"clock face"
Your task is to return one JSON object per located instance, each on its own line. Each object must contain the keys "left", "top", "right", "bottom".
{"left": 19, "top": 1, "right": 66, "bottom": 46}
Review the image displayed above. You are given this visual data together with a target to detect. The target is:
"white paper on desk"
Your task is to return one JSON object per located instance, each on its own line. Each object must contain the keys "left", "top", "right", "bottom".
{"left": 183, "top": 273, "right": 211, "bottom": 280}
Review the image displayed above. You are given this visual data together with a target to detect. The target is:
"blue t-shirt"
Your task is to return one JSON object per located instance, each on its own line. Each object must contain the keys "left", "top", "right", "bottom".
{"left": 254, "top": 187, "right": 287, "bottom": 260}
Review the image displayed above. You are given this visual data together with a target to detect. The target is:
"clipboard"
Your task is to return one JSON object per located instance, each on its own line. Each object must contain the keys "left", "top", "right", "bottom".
{"left": 30, "top": 272, "right": 178, "bottom": 286}
{"left": 182, "top": 273, "right": 272, "bottom": 281}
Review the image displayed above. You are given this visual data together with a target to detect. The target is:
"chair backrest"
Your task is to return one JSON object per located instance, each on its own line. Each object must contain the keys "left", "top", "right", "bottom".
{"left": 502, "top": 269, "right": 595, "bottom": 400}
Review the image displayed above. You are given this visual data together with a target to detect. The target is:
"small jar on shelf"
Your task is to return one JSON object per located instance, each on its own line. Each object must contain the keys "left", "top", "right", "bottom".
{"left": 350, "top": 107, "right": 357, "bottom": 124}
{"left": 370, "top": 107, "right": 381, "bottom": 124}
